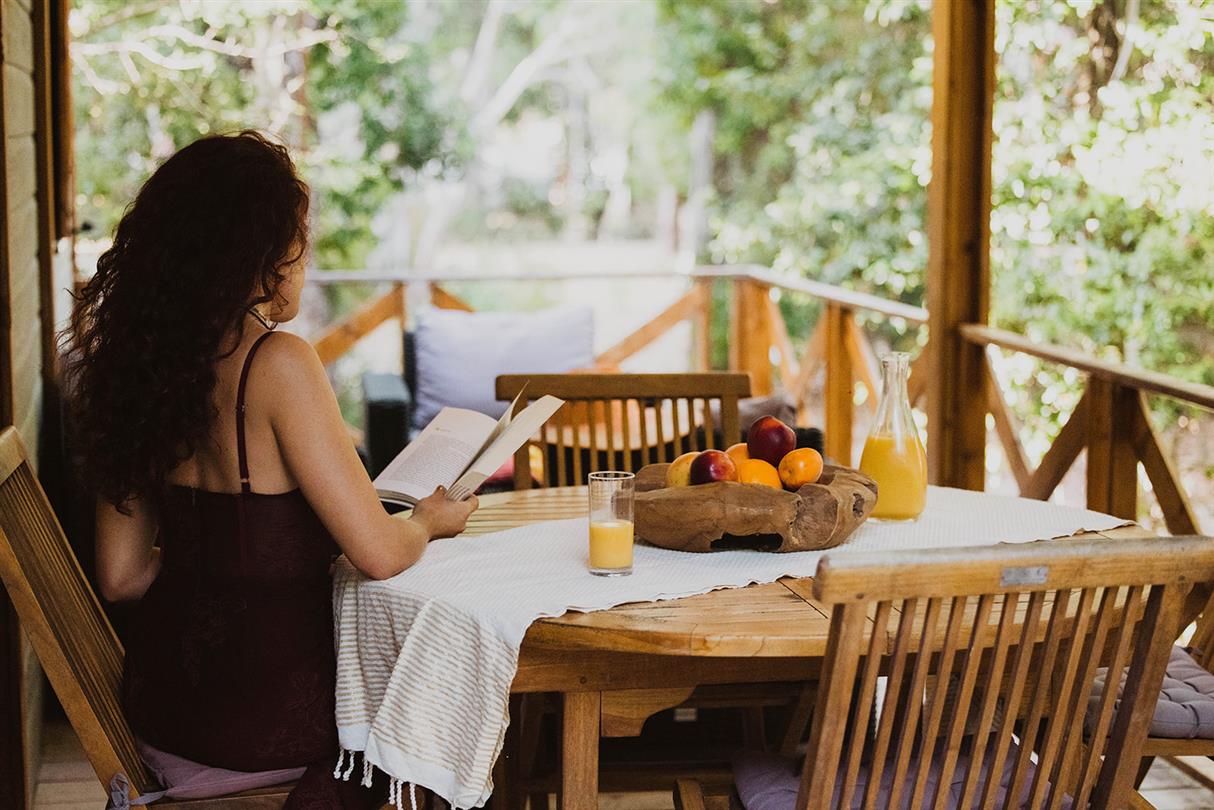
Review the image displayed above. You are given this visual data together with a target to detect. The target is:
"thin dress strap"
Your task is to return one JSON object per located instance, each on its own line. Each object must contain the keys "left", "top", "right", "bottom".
{"left": 235, "top": 331, "right": 276, "bottom": 495}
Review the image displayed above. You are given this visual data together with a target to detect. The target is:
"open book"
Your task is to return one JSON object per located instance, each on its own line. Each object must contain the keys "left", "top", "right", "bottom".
{"left": 373, "top": 392, "right": 564, "bottom": 506}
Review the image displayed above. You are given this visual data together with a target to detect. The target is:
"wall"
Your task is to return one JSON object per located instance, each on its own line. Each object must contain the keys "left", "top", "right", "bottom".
{"left": 1, "top": 0, "right": 45, "bottom": 804}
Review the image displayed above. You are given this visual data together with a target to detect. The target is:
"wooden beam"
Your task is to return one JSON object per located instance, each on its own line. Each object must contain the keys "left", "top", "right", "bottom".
{"left": 961, "top": 323, "right": 1214, "bottom": 412}
{"left": 430, "top": 283, "right": 475, "bottom": 312}
{"left": 731, "top": 279, "right": 773, "bottom": 396}
{"left": 1085, "top": 377, "right": 1139, "bottom": 520}
{"left": 1022, "top": 390, "right": 1090, "bottom": 501}
{"left": 1132, "top": 393, "right": 1199, "bottom": 535}
{"left": 692, "top": 278, "right": 712, "bottom": 371}
{"left": 33, "top": 0, "right": 58, "bottom": 390}
{"left": 984, "top": 353, "right": 1031, "bottom": 493}
{"left": 596, "top": 284, "right": 705, "bottom": 368}
{"left": 823, "top": 304, "right": 854, "bottom": 466}
{"left": 925, "top": 0, "right": 995, "bottom": 489}
{"left": 312, "top": 284, "right": 404, "bottom": 366}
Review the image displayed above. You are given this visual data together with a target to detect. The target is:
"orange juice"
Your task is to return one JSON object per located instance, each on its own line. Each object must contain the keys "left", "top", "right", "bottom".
{"left": 859, "top": 433, "right": 927, "bottom": 521}
{"left": 589, "top": 520, "right": 634, "bottom": 571}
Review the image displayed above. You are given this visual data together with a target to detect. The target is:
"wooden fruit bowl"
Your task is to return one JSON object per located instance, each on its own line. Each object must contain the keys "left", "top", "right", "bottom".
{"left": 633, "top": 462, "right": 877, "bottom": 553}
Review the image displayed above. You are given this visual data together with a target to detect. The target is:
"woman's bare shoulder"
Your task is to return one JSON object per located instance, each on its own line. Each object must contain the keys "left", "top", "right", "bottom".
{"left": 251, "top": 331, "right": 330, "bottom": 393}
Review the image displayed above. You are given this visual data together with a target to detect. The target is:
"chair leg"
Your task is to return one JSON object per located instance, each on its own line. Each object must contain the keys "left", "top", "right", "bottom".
{"left": 1134, "top": 755, "right": 1155, "bottom": 789}
{"left": 674, "top": 778, "right": 707, "bottom": 810}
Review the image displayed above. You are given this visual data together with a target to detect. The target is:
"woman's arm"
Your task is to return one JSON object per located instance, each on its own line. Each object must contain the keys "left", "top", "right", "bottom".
{"left": 95, "top": 495, "right": 161, "bottom": 602}
{"left": 259, "top": 332, "right": 476, "bottom": 580}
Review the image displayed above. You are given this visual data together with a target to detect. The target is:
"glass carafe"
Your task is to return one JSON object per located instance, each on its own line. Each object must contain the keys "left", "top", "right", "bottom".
{"left": 859, "top": 352, "right": 927, "bottom": 521}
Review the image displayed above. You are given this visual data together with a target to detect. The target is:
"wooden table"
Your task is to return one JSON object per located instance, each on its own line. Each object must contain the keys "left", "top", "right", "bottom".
{"left": 465, "top": 487, "right": 1153, "bottom": 810}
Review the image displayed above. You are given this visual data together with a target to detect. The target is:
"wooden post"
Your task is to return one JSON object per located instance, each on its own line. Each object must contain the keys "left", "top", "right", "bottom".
{"left": 561, "top": 690, "right": 601, "bottom": 810}
{"left": 1085, "top": 377, "right": 1138, "bottom": 520}
{"left": 692, "top": 278, "right": 712, "bottom": 371}
{"left": 731, "top": 279, "right": 773, "bottom": 396}
{"left": 823, "top": 304, "right": 855, "bottom": 465}
{"left": 925, "top": 0, "right": 995, "bottom": 490}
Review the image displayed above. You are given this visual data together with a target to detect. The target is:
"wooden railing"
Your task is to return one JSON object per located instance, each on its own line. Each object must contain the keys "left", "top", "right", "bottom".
{"left": 961, "top": 324, "right": 1214, "bottom": 534}
{"left": 306, "top": 265, "right": 928, "bottom": 466}
{"left": 306, "top": 265, "right": 1210, "bottom": 536}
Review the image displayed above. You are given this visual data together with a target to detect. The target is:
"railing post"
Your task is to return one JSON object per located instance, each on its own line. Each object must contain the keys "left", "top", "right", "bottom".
{"left": 693, "top": 278, "right": 712, "bottom": 371}
{"left": 732, "top": 278, "right": 773, "bottom": 397}
{"left": 925, "top": 0, "right": 995, "bottom": 489}
{"left": 823, "top": 304, "right": 855, "bottom": 465}
{"left": 1086, "top": 377, "right": 1139, "bottom": 520}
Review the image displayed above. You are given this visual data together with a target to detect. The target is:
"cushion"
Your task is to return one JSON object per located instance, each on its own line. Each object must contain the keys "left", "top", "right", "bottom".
{"left": 136, "top": 739, "right": 303, "bottom": 800}
{"left": 1089, "top": 644, "right": 1214, "bottom": 739}
{"left": 733, "top": 741, "right": 1048, "bottom": 810}
{"left": 411, "top": 307, "right": 595, "bottom": 433}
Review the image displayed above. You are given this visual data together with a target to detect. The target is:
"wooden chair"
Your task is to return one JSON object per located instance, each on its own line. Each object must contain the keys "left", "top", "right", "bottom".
{"left": 495, "top": 372, "right": 752, "bottom": 490}
{"left": 674, "top": 535, "right": 1214, "bottom": 810}
{"left": 0, "top": 426, "right": 295, "bottom": 807}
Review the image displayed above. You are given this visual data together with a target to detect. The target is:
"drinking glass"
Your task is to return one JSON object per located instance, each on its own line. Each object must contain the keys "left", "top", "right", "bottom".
{"left": 588, "top": 471, "right": 635, "bottom": 576}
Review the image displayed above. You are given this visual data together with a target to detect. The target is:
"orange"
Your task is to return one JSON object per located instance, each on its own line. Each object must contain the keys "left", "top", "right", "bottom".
{"left": 725, "top": 442, "right": 750, "bottom": 467}
{"left": 737, "top": 458, "right": 782, "bottom": 489}
{"left": 778, "top": 448, "right": 823, "bottom": 491}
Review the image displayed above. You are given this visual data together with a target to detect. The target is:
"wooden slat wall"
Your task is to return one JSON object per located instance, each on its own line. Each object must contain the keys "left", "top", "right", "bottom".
{"left": 2, "top": 0, "right": 47, "bottom": 804}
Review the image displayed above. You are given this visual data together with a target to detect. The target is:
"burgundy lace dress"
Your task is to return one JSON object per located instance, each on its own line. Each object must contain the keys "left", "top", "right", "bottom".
{"left": 121, "top": 331, "right": 383, "bottom": 807}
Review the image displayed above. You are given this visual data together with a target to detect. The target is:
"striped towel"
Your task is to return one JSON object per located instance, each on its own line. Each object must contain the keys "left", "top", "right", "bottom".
{"left": 331, "top": 488, "right": 1129, "bottom": 808}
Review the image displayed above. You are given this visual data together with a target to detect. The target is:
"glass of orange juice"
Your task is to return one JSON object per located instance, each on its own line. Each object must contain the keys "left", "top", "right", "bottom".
{"left": 859, "top": 352, "right": 928, "bottom": 521}
{"left": 588, "top": 471, "right": 635, "bottom": 576}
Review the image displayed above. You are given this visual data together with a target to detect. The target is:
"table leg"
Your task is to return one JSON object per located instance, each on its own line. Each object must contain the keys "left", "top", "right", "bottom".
{"left": 560, "top": 691, "right": 601, "bottom": 810}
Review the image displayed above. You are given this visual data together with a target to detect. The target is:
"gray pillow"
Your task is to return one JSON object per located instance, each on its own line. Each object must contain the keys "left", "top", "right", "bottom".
{"left": 411, "top": 306, "right": 595, "bottom": 433}
{"left": 1089, "top": 644, "right": 1214, "bottom": 739}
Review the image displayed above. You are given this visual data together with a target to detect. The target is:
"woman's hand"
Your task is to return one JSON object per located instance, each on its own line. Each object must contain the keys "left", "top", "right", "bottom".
{"left": 411, "top": 487, "right": 479, "bottom": 539}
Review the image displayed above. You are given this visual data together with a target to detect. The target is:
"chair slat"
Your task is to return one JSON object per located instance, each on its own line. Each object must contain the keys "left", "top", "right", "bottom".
{"left": 956, "top": 592, "right": 1023, "bottom": 808}
{"left": 908, "top": 595, "right": 968, "bottom": 809}
{"left": 1094, "top": 583, "right": 1187, "bottom": 805}
{"left": 702, "top": 398, "right": 717, "bottom": 451}
{"left": 931, "top": 592, "right": 995, "bottom": 808}
{"left": 688, "top": 399, "right": 703, "bottom": 453}
{"left": 1006, "top": 588, "right": 1077, "bottom": 804}
{"left": 885, "top": 597, "right": 942, "bottom": 810}
{"left": 1027, "top": 586, "right": 1098, "bottom": 807}
{"left": 861, "top": 598, "right": 918, "bottom": 810}
{"left": 835, "top": 600, "right": 890, "bottom": 810}
{"left": 0, "top": 427, "right": 154, "bottom": 799}
{"left": 1074, "top": 585, "right": 1145, "bottom": 806}
{"left": 979, "top": 589, "right": 1046, "bottom": 809}
{"left": 1045, "top": 586, "right": 1121, "bottom": 810}
{"left": 494, "top": 374, "right": 751, "bottom": 485}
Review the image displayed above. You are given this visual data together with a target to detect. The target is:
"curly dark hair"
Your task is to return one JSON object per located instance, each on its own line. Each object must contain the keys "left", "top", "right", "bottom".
{"left": 66, "top": 131, "right": 309, "bottom": 508}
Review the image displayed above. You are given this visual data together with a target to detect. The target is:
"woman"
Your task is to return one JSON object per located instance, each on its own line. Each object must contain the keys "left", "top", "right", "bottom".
{"left": 67, "top": 131, "right": 476, "bottom": 807}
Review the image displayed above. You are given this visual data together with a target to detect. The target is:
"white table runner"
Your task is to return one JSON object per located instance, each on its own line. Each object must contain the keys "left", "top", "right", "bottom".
{"left": 332, "top": 486, "right": 1130, "bottom": 808}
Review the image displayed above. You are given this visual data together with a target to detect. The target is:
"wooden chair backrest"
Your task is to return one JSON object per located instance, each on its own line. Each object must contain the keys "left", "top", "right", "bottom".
{"left": 0, "top": 427, "right": 153, "bottom": 799}
{"left": 802, "top": 535, "right": 1214, "bottom": 810}
{"left": 495, "top": 373, "right": 752, "bottom": 489}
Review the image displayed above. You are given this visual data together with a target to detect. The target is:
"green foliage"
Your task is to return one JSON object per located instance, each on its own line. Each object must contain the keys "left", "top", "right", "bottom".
{"left": 657, "top": 0, "right": 1214, "bottom": 448}
{"left": 655, "top": 0, "right": 932, "bottom": 347}
{"left": 72, "top": 0, "right": 456, "bottom": 269}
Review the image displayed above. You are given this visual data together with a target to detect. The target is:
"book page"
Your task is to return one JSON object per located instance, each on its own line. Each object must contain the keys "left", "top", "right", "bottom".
{"left": 455, "top": 395, "right": 565, "bottom": 491}
{"left": 374, "top": 407, "right": 498, "bottom": 503}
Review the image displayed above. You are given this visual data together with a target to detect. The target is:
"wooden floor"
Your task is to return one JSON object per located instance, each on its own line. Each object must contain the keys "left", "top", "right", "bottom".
{"left": 31, "top": 719, "right": 1214, "bottom": 809}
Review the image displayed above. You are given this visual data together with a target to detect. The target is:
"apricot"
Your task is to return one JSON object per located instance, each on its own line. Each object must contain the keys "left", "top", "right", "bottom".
{"left": 737, "top": 458, "right": 782, "bottom": 489}
{"left": 778, "top": 448, "right": 823, "bottom": 491}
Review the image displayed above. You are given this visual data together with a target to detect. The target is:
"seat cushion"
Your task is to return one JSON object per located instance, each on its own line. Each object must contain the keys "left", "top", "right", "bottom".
{"left": 411, "top": 307, "right": 595, "bottom": 433}
{"left": 733, "top": 741, "right": 1047, "bottom": 810}
{"left": 137, "top": 739, "right": 303, "bottom": 800}
{"left": 1089, "top": 644, "right": 1214, "bottom": 739}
